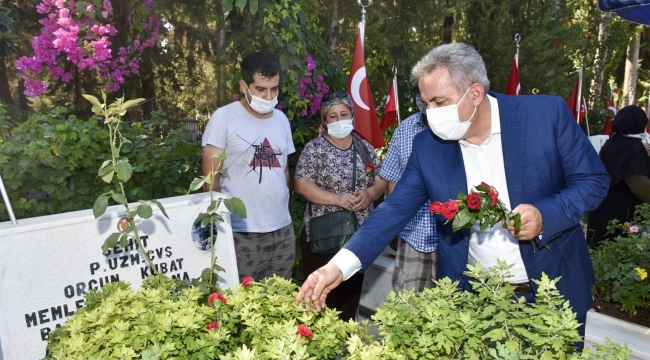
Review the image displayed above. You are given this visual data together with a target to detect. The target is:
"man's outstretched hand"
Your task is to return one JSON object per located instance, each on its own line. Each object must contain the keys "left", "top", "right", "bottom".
{"left": 295, "top": 263, "right": 344, "bottom": 311}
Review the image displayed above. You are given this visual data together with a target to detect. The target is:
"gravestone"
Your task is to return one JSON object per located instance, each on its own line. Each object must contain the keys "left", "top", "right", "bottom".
{"left": 0, "top": 193, "right": 238, "bottom": 360}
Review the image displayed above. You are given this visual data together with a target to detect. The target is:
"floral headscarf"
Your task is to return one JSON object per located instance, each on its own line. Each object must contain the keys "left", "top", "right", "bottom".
{"left": 320, "top": 90, "right": 355, "bottom": 127}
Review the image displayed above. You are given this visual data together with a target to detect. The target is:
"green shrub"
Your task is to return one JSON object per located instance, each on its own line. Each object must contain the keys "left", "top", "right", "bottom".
{"left": 45, "top": 275, "right": 364, "bottom": 359}
{"left": 354, "top": 261, "right": 631, "bottom": 359}
{"left": 0, "top": 105, "right": 201, "bottom": 221}
{"left": 591, "top": 203, "right": 650, "bottom": 313}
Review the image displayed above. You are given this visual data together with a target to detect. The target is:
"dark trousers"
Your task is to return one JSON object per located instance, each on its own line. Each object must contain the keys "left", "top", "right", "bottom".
{"left": 300, "top": 228, "right": 364, "bottom": 321}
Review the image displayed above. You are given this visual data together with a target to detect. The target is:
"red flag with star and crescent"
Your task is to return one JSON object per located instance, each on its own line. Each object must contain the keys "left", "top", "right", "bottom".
{"left": 602, "top": 96, "right": 617, "bottom": 137}
{"left": 566, "top": 76, "right": 586, "bottom": 122}
{"left": 505, "top": 58, "right": 521, "bottom": 95}
{"left": 346, "top": 25, "right": 385, "bottom": 148}
{"left": 380, "top": 76, "right": 398, "bottom": 130}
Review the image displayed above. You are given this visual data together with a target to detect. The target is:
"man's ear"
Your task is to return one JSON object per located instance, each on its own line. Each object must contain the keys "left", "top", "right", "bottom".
{"left": 469, "top": 83, "right": 485, "bottom": 107}
{"left": 239, "top": 79, "right": 247, "bottom": 94}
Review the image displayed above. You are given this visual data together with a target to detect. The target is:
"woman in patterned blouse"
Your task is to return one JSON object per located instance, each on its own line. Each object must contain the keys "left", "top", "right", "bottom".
{"left": 294, "top": 90, "right": 387, "bottom": 321}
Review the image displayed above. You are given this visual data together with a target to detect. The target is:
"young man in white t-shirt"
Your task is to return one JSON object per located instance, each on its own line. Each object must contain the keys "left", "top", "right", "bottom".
{"left": 202, "top": 52, "right": 296, "bottom": 281}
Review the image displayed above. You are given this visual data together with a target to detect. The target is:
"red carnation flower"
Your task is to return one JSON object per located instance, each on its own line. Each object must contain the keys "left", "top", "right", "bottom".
{"left": 466, "top": 192, "right": 482, "bottom": 210}
{"left": 296, "top": 324, "right": 313, "bottom": 339}
{"left": 441, "top": 201, "right": 459, "bottom": 220}
{"left": 206, "top": 321, "right": 219, "bottom": 330}
{"left": 429, "top": 201, "right": 443, "bottom": 214}
{"left": 208, "top": 292, "right": 227, "bottom": 306}
{"left": 242, "top": 276, "right": 254, "bottom": 289}
{"left": 364, "top": 163, "right": 375, "bottom": 174}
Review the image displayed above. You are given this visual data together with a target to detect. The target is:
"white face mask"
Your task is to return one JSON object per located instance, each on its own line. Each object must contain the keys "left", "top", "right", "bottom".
{"left": 245, "top": 84, "right": 278, "bottom": 114}
{"left": 426, "top": 87, "right": 477, "bottom": 141}
{"left": 327, "top": 119, "right": 354, "bottom": 139}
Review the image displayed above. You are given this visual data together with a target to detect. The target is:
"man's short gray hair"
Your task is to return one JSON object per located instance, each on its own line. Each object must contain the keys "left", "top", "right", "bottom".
{"left": 410, "top": 43, "right": 490, "bottom": 94}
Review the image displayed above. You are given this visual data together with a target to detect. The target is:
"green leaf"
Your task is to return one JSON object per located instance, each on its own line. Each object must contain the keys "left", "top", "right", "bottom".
{"left": 112, "top": 148, "right": 120, "bottom": 159}
{"left": 224, "top": 197, "right": 247, "bottom": 219}
{"left": 235, "top": 0, "right": 246, "bottom": 11}
{"left": 104, "top": 232, "right": 120, "bottom": 251}
{"left": 249, "top": 0, "right": 258, "bottom": 15}
{"left": 222, "top": 0, "right": 233, "bottom": 13}
{"left": 119, "top": 234, "right": 128, "bottom": 247}
{"left": 93, "top": 195, "right": 109, "bottom": 219}
{"left": 200, "top": 215, "right": 211, "bottom": 228}
{"left": 99, "top": 168, "right": 114, "bottom": 183}
{"left": 112, "top": 193, "right": 128, "bottom": 204}
{"left": 115, "top": 161, "right": 133, "bottom": 183}
{"left": 153, "top": 200, "right": 169, "bottom": 219}
{"left": 194, "top": 213, "right": 208, "bottom": 225}
{"left": 137, "top": 204, "right": 153, "bottom": 219}
{"left": 188, "top": 177, "right": 205, "bottom": 194}
{"left": 207, "top": 200, "right": 218, "bottom": 214}
{"left": 121, "top": 98, "right": 145, "bottom": 111}
{"left": 82, "top": 94, "right": 101, "bottom": 107}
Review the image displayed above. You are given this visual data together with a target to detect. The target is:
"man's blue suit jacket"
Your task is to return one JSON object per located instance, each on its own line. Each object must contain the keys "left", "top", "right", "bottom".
{"left": 344, "top": 92, "right": 609, "bottom": 317}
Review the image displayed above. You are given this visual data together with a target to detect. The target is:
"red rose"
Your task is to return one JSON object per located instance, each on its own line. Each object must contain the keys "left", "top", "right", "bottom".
{"left": 364, "top": 163, "right": 375, "bottom": 173}
{"left": 242, "top": 276, "right": 254, "bottom": 289}
{"left": 208, "top": 292, "right": 227, "bottom": 306}
{"left": 206, "top": 321, "right": 219, "bottom": 330}
{"left": 441, "top": 201, "right": 459, "bottom": 220}
{"left": 296, "top": 324, "right": 313, "bottom": 339}
{"left": 466, "top": 192, "right": 482, "bottom": 210}
{"left": 489, "top": 188, "right": 498, "bottom": 206}
{"left": 480, "top": 181, "right": 491, "bottom": 189}
{"left": 429, "top": 201, "right": 443, "bottom": 214}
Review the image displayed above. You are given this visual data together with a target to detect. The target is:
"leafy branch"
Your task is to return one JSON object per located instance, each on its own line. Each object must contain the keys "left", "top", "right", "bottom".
{"left": 85, "top": 92, "right": 167, "bottom": 275}
{"left": 185, "top": 151, "right": 246, "bottom": 293}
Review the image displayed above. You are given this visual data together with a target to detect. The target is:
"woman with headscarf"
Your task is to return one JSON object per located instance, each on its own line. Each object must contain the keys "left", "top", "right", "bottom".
{"left": 294, "top": 90, "right": 387, "bottom": 321}
{"left": 587, "top": 105, "right": 650, "bottom": 247}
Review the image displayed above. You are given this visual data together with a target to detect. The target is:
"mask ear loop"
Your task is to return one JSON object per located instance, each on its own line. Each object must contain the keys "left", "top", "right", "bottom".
{"left": 459, "top": 86, "right": 477, "bottom": 123}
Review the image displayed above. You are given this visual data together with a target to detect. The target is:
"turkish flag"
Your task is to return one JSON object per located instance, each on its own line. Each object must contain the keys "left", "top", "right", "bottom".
{"left": 566, "top": 76, "right": 586, "bottom": 122}
{"left": 346, "top": 26, "right": 385, "bottom": 148}
{"left": 380, "top": 77, "right": 398, "bottom": 130}
{"left": 505, "top": 58, "right": 521, "bottom": 95}
{"left": 602, "top": 97, "right": 617, "bottom": 137}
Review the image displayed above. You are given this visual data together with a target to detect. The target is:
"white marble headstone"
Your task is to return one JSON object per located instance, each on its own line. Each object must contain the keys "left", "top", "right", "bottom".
{"left": 0, "top": 193, "right": 238, "bottom": 360}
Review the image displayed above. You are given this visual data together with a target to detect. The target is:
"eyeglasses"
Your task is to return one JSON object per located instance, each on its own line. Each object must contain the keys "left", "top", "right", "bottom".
{"left": 321, "top": 90, "right": 349, "bottom": 104}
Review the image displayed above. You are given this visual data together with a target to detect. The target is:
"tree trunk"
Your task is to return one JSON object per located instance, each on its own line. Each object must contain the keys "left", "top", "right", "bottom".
{"left": 140, "top": 52, "right": 155, "bottom": 120}
{"left": 18, "top": 80, "right": 28, "bottom": 111}
{"left": 0, "top": 58, "right": 14, "bottom": 105}
{"left": 216, "top": 0, "right": 227, "bottom": 108}
{"left": 622, "top": 31, "right": 641, "bottom": 106}
{"left": 326, "top": 0, "right": 338, "bottom": 51}
{"left": 591, "top": 12, "right": 611, "bottom": 105}
{"left": 443, "top": 0, "right": 453, "bottom": 44}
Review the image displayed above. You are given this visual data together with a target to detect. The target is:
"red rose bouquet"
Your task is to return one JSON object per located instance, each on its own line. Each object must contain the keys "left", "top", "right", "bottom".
{"left": 429, "top": 182, "right": 521, "bottom": 233}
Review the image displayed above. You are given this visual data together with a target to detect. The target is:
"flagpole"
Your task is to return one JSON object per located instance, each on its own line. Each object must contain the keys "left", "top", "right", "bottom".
{"left": 393, "top": 68, "right": 401, "bottom": 124}
{"left": 514, "top": 33, "right": 520, "bottom": 67}
{"left": 576, "top": 60, "right": 583, "bottom": 120}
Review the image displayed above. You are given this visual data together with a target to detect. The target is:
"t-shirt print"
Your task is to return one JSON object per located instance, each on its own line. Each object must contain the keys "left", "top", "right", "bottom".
{"left": 238, "top": 135, "right": 285, "bottom": 184}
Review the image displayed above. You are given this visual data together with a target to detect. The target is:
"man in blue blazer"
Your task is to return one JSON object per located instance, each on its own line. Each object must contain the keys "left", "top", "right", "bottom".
{"left": 297, "top": 43, "right": 609, "bottom": 348}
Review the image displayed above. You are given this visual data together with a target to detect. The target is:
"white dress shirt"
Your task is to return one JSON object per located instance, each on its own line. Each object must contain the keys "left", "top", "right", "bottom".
{"left": 331, "top": 95, "right": 529, "bottom": 283}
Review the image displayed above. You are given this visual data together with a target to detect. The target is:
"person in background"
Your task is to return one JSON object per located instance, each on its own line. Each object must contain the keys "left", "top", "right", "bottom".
{"left": 202, "top": 51, "right": 296, "bottom": 281}
{"left": 380, "top": 87, "right": 438, "bottom": 292}
{"left": 297, "top": 43, "right": 609, "bottom": 351}
{"left": 587, "top": 105, "right": 650, "bottom": 247}
{"left": 294, "top": 90, "right": 386, "bottom": 321}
